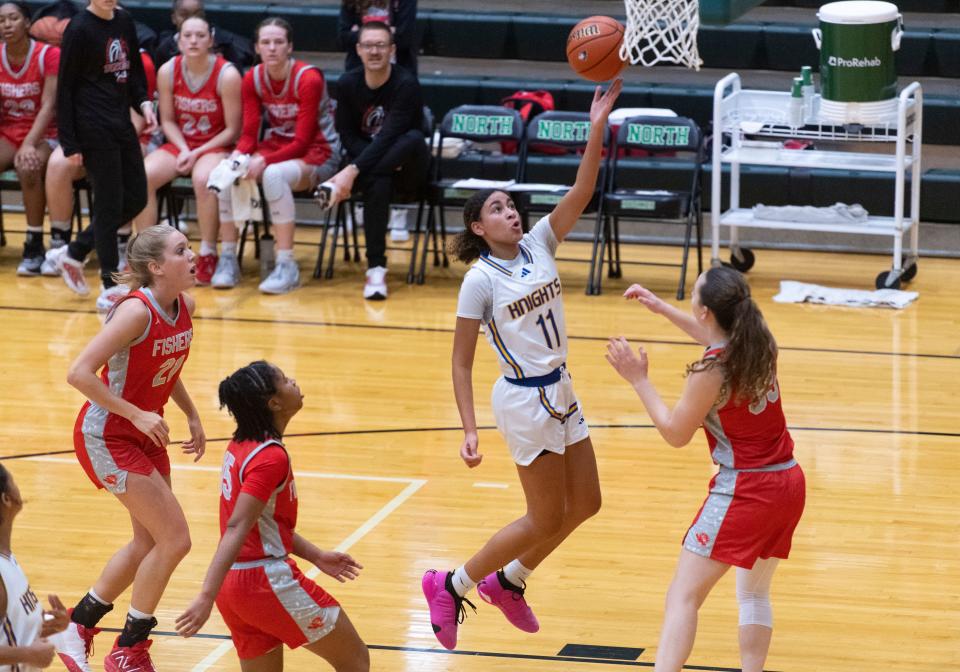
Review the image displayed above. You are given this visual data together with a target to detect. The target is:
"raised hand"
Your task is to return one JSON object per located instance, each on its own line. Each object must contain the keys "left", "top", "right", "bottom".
{"left": 605, "top": 336, "right": 649, "bottom": 386}
{"left": 624, "top": 283, "right": 668, "bottom": 314}
{"left": 590, "top": 78, "right": 623, "bottom": 126}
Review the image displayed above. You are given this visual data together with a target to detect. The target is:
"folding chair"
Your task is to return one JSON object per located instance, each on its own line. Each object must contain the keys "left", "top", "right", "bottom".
{"left": 317, "top": 106, "right": 435, "bottom": 280}
{"left": 408, "top": 104, "right": 524, "bottom": 284}
{"left": 510, "top": 110, "right": 610, "bottom": 231}
{"left": 588, "top": 115, "right": 705, "bottom": 299}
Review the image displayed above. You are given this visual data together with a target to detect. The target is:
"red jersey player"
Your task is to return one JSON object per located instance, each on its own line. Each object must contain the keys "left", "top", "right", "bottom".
{"left": 56, "top": 225, "right": 205, "bottom": 672}
{"left": 176, "top": 361, "right": 369, "bottom": 671}
{"left": 605, "top": 267, "right": 805, "bottom": 672}
{"left": 0, "top": 1, "right": 59, "bottom": 276}
{"left": 211, "top": 17, "right": 340, "bottom": 295}
{"left": 137, "top": 14, "right": 241, "bottom": 285}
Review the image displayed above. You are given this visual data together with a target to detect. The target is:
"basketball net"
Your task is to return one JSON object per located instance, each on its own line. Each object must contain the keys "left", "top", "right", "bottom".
{"left": 621, "top": 0, "right": 703, "bottom": 70}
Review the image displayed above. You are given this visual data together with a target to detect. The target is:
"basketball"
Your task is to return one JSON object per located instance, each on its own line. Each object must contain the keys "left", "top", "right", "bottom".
{"left": 566, "top": 16, "right": 627, "bottom": 82}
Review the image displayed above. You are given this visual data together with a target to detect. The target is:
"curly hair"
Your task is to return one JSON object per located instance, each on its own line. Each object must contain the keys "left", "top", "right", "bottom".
{"left": 449, "top": 189, "right": 501, "bottom": 263}
{"left": 687, "top": 266, "right": 778, "bottom": 405}
{"left": 218, "top": 361, "right": 281, "bottom": 442}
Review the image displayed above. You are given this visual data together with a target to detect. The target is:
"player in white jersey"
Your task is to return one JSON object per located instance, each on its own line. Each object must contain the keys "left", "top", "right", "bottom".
{"left": 421, "top": 79, "right": 622, "bottom": 650}
{"left": 0, "top": 463, "right": 69, "bottom": 671}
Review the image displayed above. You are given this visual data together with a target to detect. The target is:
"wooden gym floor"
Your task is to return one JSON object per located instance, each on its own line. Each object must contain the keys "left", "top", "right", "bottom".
{"left": 0, "top": 215, "right": 957, "bottom": 671}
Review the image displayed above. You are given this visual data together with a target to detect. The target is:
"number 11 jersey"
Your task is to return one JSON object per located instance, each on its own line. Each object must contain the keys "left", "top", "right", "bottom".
{"left": 457, "top": 216, "right": 567, "bottom": 379}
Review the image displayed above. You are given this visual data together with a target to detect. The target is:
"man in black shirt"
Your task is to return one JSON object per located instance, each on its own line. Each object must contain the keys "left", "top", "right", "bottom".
{"left": 48, "top": 0, "right": 157, "bottom": 311}
{"left": 328, "top": 21, "right": 428, "bottom": 300}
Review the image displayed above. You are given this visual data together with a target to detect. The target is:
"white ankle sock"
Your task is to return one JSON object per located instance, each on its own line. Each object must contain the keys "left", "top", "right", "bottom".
{"left": 127, "top": 606, "right": 153, "bottom": 620}
{"left": 221, "top": 242, "right": 237, "bottom": 256}
{"left": 451, "top": 566, "right": 476, "bottom": 597}
{"left": 276, "top": 249, "right": 294, "bottom": 263}
{"left": 200, "top": 241, "right": 217, "bottom": 256}
{"left": 503, "top": 560, "right": 533, "bottom": 587}
{"left": 88, "top": 588, "right": 110, "bottom": 606}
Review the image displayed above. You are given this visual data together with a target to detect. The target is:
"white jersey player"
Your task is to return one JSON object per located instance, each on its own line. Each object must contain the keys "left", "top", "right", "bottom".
{"left": 0, "top": 464, "right": 69, "bottom": 671}
{"left": 421, "top": 79, "right": 622, "bottom": 651}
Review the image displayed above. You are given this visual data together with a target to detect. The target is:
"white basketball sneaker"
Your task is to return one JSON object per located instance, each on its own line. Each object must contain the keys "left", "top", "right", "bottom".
{"left": 364, "top": 266, "right": 388, "bottom": 301}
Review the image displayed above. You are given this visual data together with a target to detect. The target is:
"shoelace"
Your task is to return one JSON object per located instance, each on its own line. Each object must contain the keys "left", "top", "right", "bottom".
{"left": 453, "top": 593, "right": 477, "bottom": 625}
{"left": 507, "top": 579, "right": 528, "bottom": 603}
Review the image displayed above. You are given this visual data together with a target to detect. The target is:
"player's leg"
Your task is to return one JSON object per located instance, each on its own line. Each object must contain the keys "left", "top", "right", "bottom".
{"left": 423, "top": 450, "right": 567, "bottom": 648}
{"left": 212, "top": 181, "right": 241, "bottom": 288}
{"left": 303, "top": 610, "right": 370, "bottom": 672}
{"left": 134, "top": 148, "right": 179, "bottom": 230}
{"left": 238, "top": 646, "right": 283, "bottom": 672}
{"left": 43, "top": 145, "right": 81, "bottom": 262}
{"left": 736, "top": 557, "right": 779, "bottom": 672}
{"left": 258, "top": 159, "right": 310, "bottom": 294}
{"left": 654, "top": 550, "right": 730, "bottom": 672}
{"left": 191, "top": 151, "right": 228, "bottom": 284}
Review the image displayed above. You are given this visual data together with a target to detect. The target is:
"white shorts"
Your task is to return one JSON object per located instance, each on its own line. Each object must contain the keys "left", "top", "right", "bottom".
{"left": 491, "top": 368, "right": 589, "bottom": 466}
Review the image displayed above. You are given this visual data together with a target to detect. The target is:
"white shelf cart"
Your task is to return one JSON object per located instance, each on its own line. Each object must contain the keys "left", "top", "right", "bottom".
{"left": 710, "top": 72, "right": 922, "bottom": 289}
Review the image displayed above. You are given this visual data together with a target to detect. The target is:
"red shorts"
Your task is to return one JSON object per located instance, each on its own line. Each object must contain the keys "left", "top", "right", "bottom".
{"left": 73, "top": 403, "right": 171, "bottom": 494}
{"left": 156, "top": 142, "right": 231, "bottom": 159}
{"left": 216, "top": 557, "right": 340, "bottom": 660}
{"left": 256, "top": 136, "right": 337, "bottom": 175}
{"left": 0, "top": 124, "right": 55, "bottom": 150}
{"left": 683, "top": 463, "right": 805, "bottom": 569}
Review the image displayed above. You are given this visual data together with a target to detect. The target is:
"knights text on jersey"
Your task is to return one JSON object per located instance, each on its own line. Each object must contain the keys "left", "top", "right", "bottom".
{"left": 461, "top": 217, "right": 567, "bottom": 379}
{"left": 220, "top": 439, "right": 298, "bottom": 562}
{"left": 0, "top": 553, "right": 42, "bottom": 672}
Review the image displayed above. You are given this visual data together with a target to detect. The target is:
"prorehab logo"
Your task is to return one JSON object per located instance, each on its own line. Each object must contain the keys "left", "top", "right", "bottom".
{"left": 828, "top": 55, "right": 882, "bottom": 68}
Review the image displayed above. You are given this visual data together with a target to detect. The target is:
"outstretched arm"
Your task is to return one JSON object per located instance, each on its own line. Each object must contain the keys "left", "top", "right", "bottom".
{"left": 606, "top": 337, "right": 723, "bottom": 447}
{"left": 549, "top": 78, "right": 622, "bottom": 242}
{"left": 624, "top": 284, "right": 711, "bottom": 345}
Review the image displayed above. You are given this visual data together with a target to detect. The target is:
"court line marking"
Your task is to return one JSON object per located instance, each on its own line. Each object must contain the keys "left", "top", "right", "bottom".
{"left": 24, "top": 456, "right": 427, "bottom": 672}
{"left": 191, "top": 479, "right": 426, "bottom": 671}
{"left": 1, "top": 303, "right": 956, "bottom": 360}
{"left": 473, "top": 482, "right": 510, "bottom": 489}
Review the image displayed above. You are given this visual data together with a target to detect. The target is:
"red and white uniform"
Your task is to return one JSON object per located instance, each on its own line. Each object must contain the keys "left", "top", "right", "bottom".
{"left": 0, "top": 39, "right": 58, "bottom": 148}
{"left": 236, "top": 60, "right": 340, "bottom": 168}
{"left": 215, "top": 439, "right": 340, "bottom": 660}
{"left": 682, "top": 346, "right": 805, "bottom": 569}
{"left": 74, "top": 288, "right": 193, "bottom": 494}
{"left": 157, "top": 54, "right": 231, "bottom": 157}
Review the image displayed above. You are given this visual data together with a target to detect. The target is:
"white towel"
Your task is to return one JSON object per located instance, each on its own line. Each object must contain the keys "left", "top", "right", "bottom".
{"left": 773, "top": 280, "right": 918, "bottom": 309}
{"left": 753, "top": 203, "right": 869, "bottom": 224}
{"left": 207, "top": 155, "right": 262, "bottom": 226}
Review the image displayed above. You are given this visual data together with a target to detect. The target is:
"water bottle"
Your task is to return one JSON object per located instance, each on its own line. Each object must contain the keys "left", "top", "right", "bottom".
{"left": 259, "top": 233, "right": 275, "bottom": 280}
{"left": 789, "top": 77, "right": 804, "bottom": 130}
{"left": 800, "top": 66, "right": 816, "bottom": 123}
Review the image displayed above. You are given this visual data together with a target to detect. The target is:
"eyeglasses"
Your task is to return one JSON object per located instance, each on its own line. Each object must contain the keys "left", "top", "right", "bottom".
{"left": 358, "top": 42, "right": 390, "bottom": 52}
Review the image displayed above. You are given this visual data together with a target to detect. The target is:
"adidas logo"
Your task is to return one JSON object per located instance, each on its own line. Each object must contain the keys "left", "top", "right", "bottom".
{"left": 520, "top": 267, "right": 531, "bottom": 278}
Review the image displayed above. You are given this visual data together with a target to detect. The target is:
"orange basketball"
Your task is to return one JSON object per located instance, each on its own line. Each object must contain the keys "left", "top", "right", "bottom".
{"left": 566, "top": 16, "right": 627, "bottom": 82}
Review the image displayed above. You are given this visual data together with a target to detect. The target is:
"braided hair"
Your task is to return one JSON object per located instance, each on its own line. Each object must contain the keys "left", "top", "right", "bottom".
{"left": 449, "top": 189, "right": 498, "bottom": 263}
{"left": 687, "top": 266, "right": 777, "bottom": 405}
{"left": 218, "top": 361, "right": 281, "bottom": 442}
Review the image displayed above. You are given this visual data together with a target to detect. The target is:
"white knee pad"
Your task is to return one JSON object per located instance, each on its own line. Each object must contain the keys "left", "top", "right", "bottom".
{"left": 262, "top": 161, "right": 301, "bottom": 223}
{"left": 735, "top": 558, "right": 778, "bottom": 627}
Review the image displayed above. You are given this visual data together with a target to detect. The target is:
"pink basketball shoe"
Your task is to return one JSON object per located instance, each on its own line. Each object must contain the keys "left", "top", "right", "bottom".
{"left": 477, "top": 570, "right": 540, "bottom": 633}
{"left": 421, "top": 569, "right": 475, "bottom": 650}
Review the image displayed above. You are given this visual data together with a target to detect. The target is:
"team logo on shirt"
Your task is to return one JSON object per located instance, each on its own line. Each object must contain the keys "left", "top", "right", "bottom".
{"left": 361, "top": 104, "right": 385, "bottom": 137}
{"left": 103, "top": 38, "right": 130, "bottom": 83}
